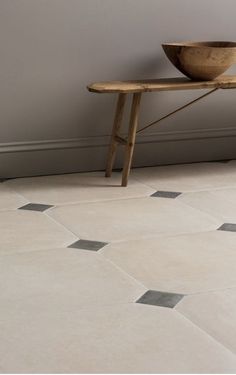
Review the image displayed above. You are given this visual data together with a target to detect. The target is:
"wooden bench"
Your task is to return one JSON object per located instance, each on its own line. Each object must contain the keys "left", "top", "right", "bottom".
{"left": 87, "top": 75, "right": 236, "bottom": 186}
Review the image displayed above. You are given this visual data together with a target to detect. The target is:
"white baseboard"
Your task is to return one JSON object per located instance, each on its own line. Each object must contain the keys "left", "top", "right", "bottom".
{"left": 0, "top": 127, "right": 236, "bottom": 178}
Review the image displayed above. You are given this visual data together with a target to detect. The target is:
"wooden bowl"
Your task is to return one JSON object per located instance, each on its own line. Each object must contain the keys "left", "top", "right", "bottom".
{"left": 162, "top": 41, "right": 236, "bottom": 80}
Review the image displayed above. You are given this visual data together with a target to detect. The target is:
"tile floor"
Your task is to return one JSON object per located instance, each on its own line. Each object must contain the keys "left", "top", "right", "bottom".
{"left": 1, "top": 161, "right": 236, "bottom": 373}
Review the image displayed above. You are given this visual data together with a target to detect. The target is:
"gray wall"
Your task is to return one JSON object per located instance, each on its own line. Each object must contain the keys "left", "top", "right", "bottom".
{"left": 1, "top": 0, "right": 236, "bottom": 177}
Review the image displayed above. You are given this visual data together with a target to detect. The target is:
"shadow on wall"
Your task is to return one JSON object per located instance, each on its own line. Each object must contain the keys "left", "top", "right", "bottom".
{"left": 80, "top": 54, "right": 169, "bottom": 137}
{"left": 4, "top": 54, "right": 168, "bottom": 142}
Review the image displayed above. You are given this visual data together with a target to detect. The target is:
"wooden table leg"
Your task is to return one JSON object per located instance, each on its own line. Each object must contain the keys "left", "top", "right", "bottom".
{"left": 122, "top": 93, "right": 142, "bottom": 187}
{"left": 105, "top": 93, "right": 127, "bottom": 177}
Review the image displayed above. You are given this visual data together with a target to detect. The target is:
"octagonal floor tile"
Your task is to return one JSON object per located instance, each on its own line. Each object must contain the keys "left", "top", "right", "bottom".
{"left": 5, "top": 172, "right": 155, "bottom": 205}
{"left": 0, "top": 248, "right": 145, "bottom": 309}
{"left": 48, "top": 198, "right": 221, "bottom": 243}
{"left": 132, "top": 162, "right": 236, "bottom": 192}
{"left": 179, "top": 188, "right": 236, "bottom": 221}
{"left": 0, "top": 210, "right": 77, "bottom": 255}
{"left": 0, "top": 184, "right": 28, "bottom": 210}
{"left": 0, "top": 301, "right": 236, "bottom": 373}
{"left": 102, "top": 231, "right": 236, "bottom": 294}
{"left": 177, "top": 288, "right": 236, "bottom": 355}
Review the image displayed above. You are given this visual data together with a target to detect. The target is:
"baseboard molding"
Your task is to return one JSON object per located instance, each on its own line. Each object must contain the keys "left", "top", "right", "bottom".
{"left": 1, "top": 126, "right": 236, "bottom": 154}
{"left": 1, "top": 126, "right": 236, "bottom": 178}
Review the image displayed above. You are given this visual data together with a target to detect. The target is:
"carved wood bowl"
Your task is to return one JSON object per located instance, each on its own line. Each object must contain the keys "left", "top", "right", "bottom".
{"left": 162, "top": 41, "right": 236, "bottom": 81}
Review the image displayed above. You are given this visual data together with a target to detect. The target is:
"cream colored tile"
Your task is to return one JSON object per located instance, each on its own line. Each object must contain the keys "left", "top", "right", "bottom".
{"left": 0, "top": 184, "right": 27, "bottom": 210}
{"left": 132, "top": 162, "right": 236, "bottom": 192}
{"left": 48, "top": 198, "right": 221, "bottom": 242}
{"left": 180, "top": 188, "right": 236, "bottom": 221}
{"left": 0, "top": 248, "right": 145, "bottom": 308}
{"left": 1, "top": 301, "right": 236, "bottom": 373}
{"left": 5, "top": 172, "right": 155, "bottom": 205}
{"left": 102, "top": 231, "right": 236, "bottom": 294}
{"left": 177, "top": 288, "right": 236, "bottom": 355}
{"left": 0, "top": 210, "right": 77, "bottom": 254}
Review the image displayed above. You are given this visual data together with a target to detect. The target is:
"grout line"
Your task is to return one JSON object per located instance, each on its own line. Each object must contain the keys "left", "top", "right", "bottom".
{"left": 2, "top": 295, "right": 141, "bottom": 314}
{"left": 44, "top": 210, "right": 79, "bottom": 241}
{"left": 95, "top": 228, "right": 217, "bottom": 245}
{"left": 0, "top": 200, "right": 79, "bottom": 245}
{"left": 70, "top": 227, "right": 221, "bottom": 246}
{"left": 98, "top": 250, "right": 148, "bottom": 293}
{"left": 180, "top": 185, "right": 236, "bottom": 194}
{"left": 130, "top": 173, "right": 236, "bottom": 194}
{"left": 3, "top": 173, "right": 236, "bottom": 211}
{"left": 182, "top": 284, "right": 236, "bottom": 297}
{"left": 0, "top": 245, "right": 71, "bottom": 258}
{"left": 41, "top": 193, "right": 156, "bottom": 208}
{"left": 0, "top": 207, "right": 25, "bottom": 213}
{"left": 174, "top": 308, "right": 236, "bottom": 358}
{"left": 0, "top": 183, "right": 31, "bottom": 203}
{"left": 175, "top": 198, "right": 224, "bottom": 224}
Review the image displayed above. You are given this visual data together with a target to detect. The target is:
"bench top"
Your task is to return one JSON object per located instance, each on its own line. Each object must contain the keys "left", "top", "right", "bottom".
{"left": 87, "top": 75, "right": 236, "bottom": 93}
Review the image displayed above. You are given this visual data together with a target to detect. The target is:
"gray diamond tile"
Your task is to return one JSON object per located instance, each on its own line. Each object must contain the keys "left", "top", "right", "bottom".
{"left": 18, "top": 203, "right": 53, "bottom": 212}
{"left": 217, "top": 223, "right": 236, "bottom": 232}
{"left": 68, "top": 239, "right": 108, "bottom": 251}
{"left": 151, "top": 191, "right": 182, "bottom": 199}
{"left": 136, "top": 290, "right": 184, "bottom": 308}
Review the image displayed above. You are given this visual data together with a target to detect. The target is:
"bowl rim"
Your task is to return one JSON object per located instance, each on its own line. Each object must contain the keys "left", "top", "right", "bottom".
{"left": 162, "top": 41, "right": 236, "bottom": 49}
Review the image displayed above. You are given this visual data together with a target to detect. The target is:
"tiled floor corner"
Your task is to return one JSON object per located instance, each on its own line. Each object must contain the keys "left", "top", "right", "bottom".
{"left": 48, "top": 197, "right": 221, "bottom": 243}
{"left": 1, "top": 161, "right": 236, "bottom": 373}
